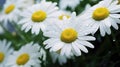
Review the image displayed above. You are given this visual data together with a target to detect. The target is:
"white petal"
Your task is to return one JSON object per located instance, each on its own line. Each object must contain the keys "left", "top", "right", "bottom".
{"left": 31, "top": 24, "right": 39, "bottom": 34}
{"left": 100, "top": 23, "right": 105, "bottom": 36}
{"left": 18, "top": 19, "right": 29, "bottom": 24}
{"left": 102, "top": 0, "right": 112, "bottom": 7}
{"left": 25, "top": 25, "right": 32, "bottom": 32}
{"left": 39, "top": 23, "right": 46, "bottom": 32}
{"left": 44, "top": 39, "right": 59, "bottom": 49}
{"left": 110, "top": 14, "right": 120, "bottom": 18}
{"left": 103, "top": 18, "right": 111, "bottom": 27}
{"left": 50, "top": 42, "right": 64, "bottom": 51}
{"left": 103, "top": 23, "right": 111, "bottom": 35}
{"left": 58, "top": 55, "right": 67, "bottom": 65}
{"left": 44, "top": 31, "right": 59, "bottom": 38}
{"left": 21, "top": 22, "right": 30, "bottom": 31}
{"left": 114, "top": 19, "right": 120, "bottom": 24}
{"left": 65, "top": 45, "right": 72, "bottom": 57}
{"left": 77, "top": 40, "right": 94, "bottom": 48}
{"left": 91, "top": 23, "right": 100, "bottom": 35}
{"left": 60, "top": 45, "right": 67, "bottom": 56}
{"left": 109, "top": 5, "right": 120, "bottom": 13}
{"left": 72, "top": 43, "right": 81, "bottom": 56}
{"left": 51, "top": 52, "right": 58, "bottom": 63}
{"left": 111, "top": 21, "right": 119, "bottom": 30}
{"left": 78, "top": 36, "right": 96, "bottom": 41}
{"left": 74, "top": 42, "right": 88, "bottom": 53}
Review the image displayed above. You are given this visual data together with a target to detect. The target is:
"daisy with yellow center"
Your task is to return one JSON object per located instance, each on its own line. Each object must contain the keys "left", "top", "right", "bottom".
{"left": 0, "top": 40, "right": 13, "bottom": 67}
{"left": 56, "top": 10, "right": 72, "bottom": 21}
{"left": 59, "top": 14, "right": 70, "bottom": 20}
{"left": 6, "top": 42, "right": 42, "bottom": 67}
{"left": 53, "top": 11, "right": 77, "bottom": 27}
{"left": 0, "top": 0, "right": 26, "bottom": 24}
{"left": 19, "top": 0, "right": 59, "bottom": 35}
{"left": 44, "top": 13, "right": 95, "bottom": 57}
{"left": 79, "top": 0, "right": 120, "bottom": 36}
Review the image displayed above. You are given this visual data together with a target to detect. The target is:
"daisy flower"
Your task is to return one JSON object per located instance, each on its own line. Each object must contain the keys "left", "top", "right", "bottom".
{"left": 0, "top": 0, "right": 25, "bottom": 24}
{"left": 52, "top": 10, "right": 73, "bottom": 26}
{"left": 19, "top": 0, "right": 59, "bottom": 35}
{"left": 57, "top": 10, "right": 71, "bottom": 21}
{"left": 50, "top": 52, "right": 68, "bottom": 65}
{"left": 79, "top": 0, "right": 120, "bottom": 36}
{"left": 6, "top": 42, "right": 42, "bottom": 67}
{"left": 43, "top": 12, "right": 95, "bottom": 57}
{"left": 59, "top": 0, "right": 82, "bottom": 10}
{"left": 0, "top": 39, "right": 13, "bottom": 67}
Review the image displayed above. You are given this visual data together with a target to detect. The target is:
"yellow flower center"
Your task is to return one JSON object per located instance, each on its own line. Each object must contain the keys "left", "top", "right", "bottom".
{"left": 92, "top": 7, "right": 109, "bottom": 21}
{"left": 32, "top": 10, "right": 47, "bottom": 22}
{"left": 61, "top": 28, "right": 78, "bottom": 43}
{"left": 16, "top": 53, "right": 30, "bottom": 65}
{"left": 5, "top": 4, "right": 15, "bottom": 14}
{"left": 59, "top": 14, "right": 70, "bottom": 20}
{"left": 118, "top": 0, "right": 120, "bottom": 4}
{"left": 0, "top": 52, "right": 5, "bottom": 63}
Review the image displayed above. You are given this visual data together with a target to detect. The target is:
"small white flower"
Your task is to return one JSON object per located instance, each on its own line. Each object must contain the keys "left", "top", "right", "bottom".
{"left": 0, "top": 0, "right": 25, "bottom": 24}
{"left": 44, "top": 13, "right": 95, "bottom": 57}
{"left": 57, "top": 10, "right": 71, "bottom": 21}
{"left": 0, "top": 39, "right": 13, "bottom": 67}
{"left": 6, "top": 42, "right": 42, "bottom": 67}
{"left": 59, "top": 0, "right": 82, "bottom": 10}
{"left": 79, "top": 0, "right": 120, "bottom": 36}
{"left": 50, "top": 52, "right": 68, "bottom": 65}
{"left": 19, "top": 0, "right": 59, "bottom": 35}
{"left": 52, "top": 10, "right": 73, "bottom": 26}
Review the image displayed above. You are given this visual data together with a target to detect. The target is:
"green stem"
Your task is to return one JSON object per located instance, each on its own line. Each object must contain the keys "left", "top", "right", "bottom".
{"left": 11, "top": 22, "right": 28, "bottom": 43}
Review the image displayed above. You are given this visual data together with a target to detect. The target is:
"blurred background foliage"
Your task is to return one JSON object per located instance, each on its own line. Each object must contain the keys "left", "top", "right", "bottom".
{"left": 0, "top": 0, "right": 120, "bottom": 67}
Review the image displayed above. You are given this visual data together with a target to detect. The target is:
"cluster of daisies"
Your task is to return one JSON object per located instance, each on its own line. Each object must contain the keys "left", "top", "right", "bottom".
{"left": 0, "top": 0, "right": 120, "bottom": 66}
{"left": 0, "top": 40, "right": 46, "bottom": 67}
